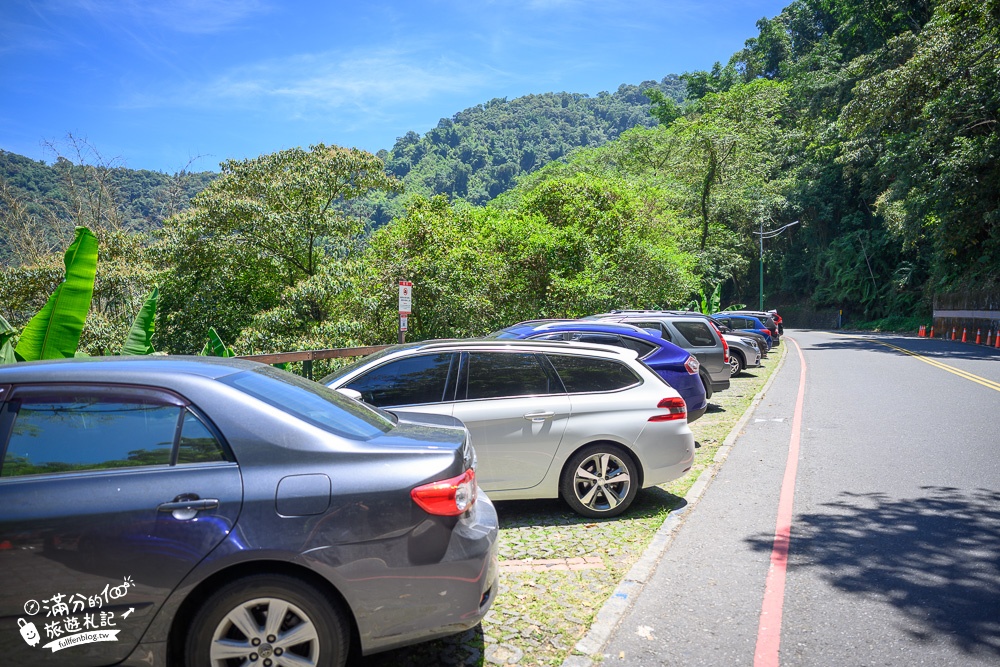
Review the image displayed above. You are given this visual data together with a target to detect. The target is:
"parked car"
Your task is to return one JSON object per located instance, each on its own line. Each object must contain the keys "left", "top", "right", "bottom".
{"left": 714, "top": 311, "right": 780, "bottom": 346}
{"left": 630, "top": 310, "right": 761, "bottom": 375}
{"left": 323, "top": 339, "right": 695, "bottom": 518}
{"left": 584, "top": 311, "right": 731, "bottom": 399}
{"left": 712, "top": 318, "right": 770, "bottom": 356}
{"left": 488, "top": 320, "right": 708, "bottom": 422}
{"left": 721, "top": 333, "right": 761, "bottom": 375}
{"left": 767, "top": 309, "right": 784, "bottom": 335}
{"left": 0, "top": 356, "right": 499, "bottom": 667}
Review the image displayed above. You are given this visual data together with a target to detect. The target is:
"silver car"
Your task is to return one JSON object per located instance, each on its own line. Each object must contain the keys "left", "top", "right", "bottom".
{"left": 722, "top": 334, "right": 761, "bottom": 375}
{"left": 323, "top": 340, "right": 695, "bottom": 518}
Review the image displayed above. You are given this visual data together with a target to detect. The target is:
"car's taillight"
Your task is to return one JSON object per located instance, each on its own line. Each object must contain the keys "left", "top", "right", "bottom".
{"left": 684, "top": 355, "right": 700, "bottom": 374}
{"left": 649, "top": 397, "right": 687, "bottom": 421}
{"left": 411, "top": 468, "right": 477, "bottom": 516}
{"left": 711, "top": 325, "right": 729, "bottom": 363}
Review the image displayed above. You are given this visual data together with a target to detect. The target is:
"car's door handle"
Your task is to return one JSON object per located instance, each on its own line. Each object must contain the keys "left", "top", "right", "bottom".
{"left": 523, "top": 411, "right": 555, "bottom": 422}
{"left": 158, "top": 495, "right": 219, "bottom": 520}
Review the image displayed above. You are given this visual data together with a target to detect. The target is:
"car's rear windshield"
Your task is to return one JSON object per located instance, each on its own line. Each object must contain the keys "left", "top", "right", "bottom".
{"left": 673, "top": 321, "right": 718, "bottom": 347}
{"left": 221, "top": 367, "right": 394, "bottom": 440}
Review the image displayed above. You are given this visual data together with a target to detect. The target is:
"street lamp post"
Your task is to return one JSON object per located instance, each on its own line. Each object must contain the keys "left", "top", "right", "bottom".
{"left": 754, "top": 220, "right": 800, "bottom": 311}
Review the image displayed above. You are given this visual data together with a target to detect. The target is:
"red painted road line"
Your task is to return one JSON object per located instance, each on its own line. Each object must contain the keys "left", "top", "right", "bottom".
{"left": 754, "top": 337, "right": 807, "bottom": 667}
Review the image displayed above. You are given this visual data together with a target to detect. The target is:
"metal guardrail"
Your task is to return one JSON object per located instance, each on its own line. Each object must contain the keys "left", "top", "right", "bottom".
{"left": 238, "top": 345, "right": 391, "bottom": 379}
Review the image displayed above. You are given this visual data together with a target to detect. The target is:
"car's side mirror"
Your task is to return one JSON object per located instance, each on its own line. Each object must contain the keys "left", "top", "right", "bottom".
{"left": 336, "top": 387, "right": 363, "bottom": 401}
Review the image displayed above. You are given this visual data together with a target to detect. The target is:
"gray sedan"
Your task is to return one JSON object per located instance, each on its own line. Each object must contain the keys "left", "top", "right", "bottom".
{"left": 0, "top": 357, "right": 498, "bottom": 667}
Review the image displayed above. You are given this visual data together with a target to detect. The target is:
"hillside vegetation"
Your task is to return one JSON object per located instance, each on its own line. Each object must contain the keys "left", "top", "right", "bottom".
{"left": 2, "top": 0, "right": 998, "bottom": 360}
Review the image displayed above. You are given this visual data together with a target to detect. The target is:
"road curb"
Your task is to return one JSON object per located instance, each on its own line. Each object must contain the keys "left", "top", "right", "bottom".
{"left": 562, "top": 343, "right": 790, "bottom": 667}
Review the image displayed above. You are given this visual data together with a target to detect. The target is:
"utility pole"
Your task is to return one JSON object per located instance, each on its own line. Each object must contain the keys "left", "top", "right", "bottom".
{"left": 753, "top": 220, "right": 800, "bottom": 311}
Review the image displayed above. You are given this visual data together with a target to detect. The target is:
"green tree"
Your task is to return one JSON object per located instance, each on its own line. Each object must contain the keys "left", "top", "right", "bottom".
{"left": 156, "top": 144, "right": 402, "bottom": 353}
{"left": 840, "top": 0, "right": 1000, "bottom": 290}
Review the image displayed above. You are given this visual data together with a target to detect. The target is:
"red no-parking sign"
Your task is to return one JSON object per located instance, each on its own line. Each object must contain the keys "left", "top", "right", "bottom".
{"left": 398, "top": 281, "right": 412, "bottom": 315}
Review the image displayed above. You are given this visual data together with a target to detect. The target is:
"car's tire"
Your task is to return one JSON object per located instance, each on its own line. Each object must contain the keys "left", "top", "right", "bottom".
{"left": 561, "top": 443, "right": 640, "bottom": 518}
{"left": 184, "top": 573, "right": 349, "bottom": 667}
{"left": 729, "top": 351, "right": 744, "bottom": 377}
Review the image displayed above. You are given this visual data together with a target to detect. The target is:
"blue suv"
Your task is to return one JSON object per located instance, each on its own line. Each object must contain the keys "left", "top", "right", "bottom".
{"left": 711, "top": 313, "right": 774, "bottom": 348}
{"left": 489, "top": 320, "right": 709, "bottom": 422}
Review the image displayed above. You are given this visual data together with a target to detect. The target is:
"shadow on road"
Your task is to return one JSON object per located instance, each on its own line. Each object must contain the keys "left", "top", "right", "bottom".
{"left": 746, "top": 486, "right": 1000, "bottom": 659}
{"left": 799, "top": 332, "right": 1000, "bottom": 362}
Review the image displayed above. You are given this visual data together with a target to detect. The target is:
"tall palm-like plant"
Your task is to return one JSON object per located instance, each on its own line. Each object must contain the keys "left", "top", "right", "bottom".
{"left": 14, "top": 226, "right": 98, "bottom": 361}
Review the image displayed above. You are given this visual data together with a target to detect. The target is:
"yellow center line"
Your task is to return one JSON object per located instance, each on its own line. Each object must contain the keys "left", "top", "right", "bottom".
{"left": 840, "top": 335, "right": 1000, "bottom": 392}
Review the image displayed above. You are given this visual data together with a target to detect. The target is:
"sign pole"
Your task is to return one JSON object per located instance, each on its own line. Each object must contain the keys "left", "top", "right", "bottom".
{"left": 398, "top": 281, "right": 412, "bottom": 344}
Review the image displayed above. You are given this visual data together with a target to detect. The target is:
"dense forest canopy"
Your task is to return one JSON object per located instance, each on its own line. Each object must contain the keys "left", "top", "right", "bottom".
{"left": 2, "top": 0, "right": 999, "bottom": 360}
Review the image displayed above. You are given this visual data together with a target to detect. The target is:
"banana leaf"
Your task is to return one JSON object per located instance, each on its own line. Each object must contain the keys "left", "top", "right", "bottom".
{"left": 120, "top": 287, "right": 159, "bottom": 355}
{"left": 0, "top": 340, "right": 14, "bottom": 365}
{"left": 199, "top": 327, "right": 235, "bottom": 358}
{"left": 0, "top": 313, "right": 16, "bottom": 365}
{"left": 14, "top": 227, "right": 98, "bottom": 361}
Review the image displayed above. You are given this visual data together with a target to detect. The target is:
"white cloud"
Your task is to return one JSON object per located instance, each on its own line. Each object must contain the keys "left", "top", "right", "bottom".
{"left": 128, "top": 47, "right": 502, "bottom": 116}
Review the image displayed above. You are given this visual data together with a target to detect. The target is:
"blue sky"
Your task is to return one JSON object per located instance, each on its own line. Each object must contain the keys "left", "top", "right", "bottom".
{"left": 1, "top": 0, "right": 789, "bottom": 174}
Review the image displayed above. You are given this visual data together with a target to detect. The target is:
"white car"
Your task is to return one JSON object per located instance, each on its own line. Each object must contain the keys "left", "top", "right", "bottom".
{"left": 323, "top": 339, "right": 695, "bottom": 517}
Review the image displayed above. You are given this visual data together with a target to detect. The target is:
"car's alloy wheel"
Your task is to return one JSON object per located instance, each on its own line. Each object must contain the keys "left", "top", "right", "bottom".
{"left": 561, "top": 444, "right": 639, "bottom": 518}
{"left": 185, "top": 574, "right": 348, "bottom": 667}
{"left": 729, "top": 352, "right": 743, "bottom": 377}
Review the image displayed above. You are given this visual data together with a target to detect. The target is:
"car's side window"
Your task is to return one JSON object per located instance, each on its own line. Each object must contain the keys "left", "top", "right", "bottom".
{"left": 177, "top": 410, "right": 228, "bottom": 464}
{"left": 531, "top": 333, "right": 568, "bottom": 341}
{"left": 546, "top": 355, "right": 641, "bottom": 393}
{"left": 1, "top": 388, "right": 184, "bottom": 477}
{"left": 465, "top": 352, "right": 552, "bottom": 400}
{"left": 673, "top": 321, "right": 717, "bottom": 347}
{"left": 570, "top": 333, "right": 624, "bottom": 347}
{"left": 625, "top": 321, "right": 671, "bottom": 341}
{"left": 618, "top": 336, "right": 658, "bottom": 359}
{"left": 346, "top": 353, "right": 455, "bottom": 407}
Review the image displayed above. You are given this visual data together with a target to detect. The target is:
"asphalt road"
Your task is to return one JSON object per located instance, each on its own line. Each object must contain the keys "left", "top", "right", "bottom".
{"left": 598, "top": 329, "right": 1000, "bottom": 666}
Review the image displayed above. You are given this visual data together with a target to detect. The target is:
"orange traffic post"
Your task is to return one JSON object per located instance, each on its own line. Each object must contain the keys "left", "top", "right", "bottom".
{"left": 962, "top": 327, "right": 967, "bottom": 343}
{"left": 987, "top": 329, "right": 993, "bottom": 346}
{"left": 918, "top": 325, "right": 926, "bottom": 337}
{"left": 929, "top": 326, "right": 935, "bottom": 338}
{"left": 996, "top": 332, "right": 1000, "bottom": 349}
{"left": 976, "top": 329, "right": 982, "bottom": 345}
{"left": 951, "top": 327, "right": 957, "bottom": 340}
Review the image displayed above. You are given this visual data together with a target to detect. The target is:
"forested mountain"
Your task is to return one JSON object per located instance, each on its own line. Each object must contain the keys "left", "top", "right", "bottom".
{"left": 0, "top": 149, "right": 215, "bottom": 231}
{"left": 385, "top": 79, "right": 683, "bottom": 202}
{"left": 1, "top": 78, "right": 683, "bottom": 233}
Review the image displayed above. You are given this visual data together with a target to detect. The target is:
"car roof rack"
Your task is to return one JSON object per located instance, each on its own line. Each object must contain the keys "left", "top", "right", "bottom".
{"left": 400, "top": 338, "right": 638, "bottom": 357}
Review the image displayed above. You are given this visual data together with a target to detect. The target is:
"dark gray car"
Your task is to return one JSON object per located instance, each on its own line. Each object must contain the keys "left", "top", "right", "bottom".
{"left": 0, "top": 356, "right": 498, "bottom": 667}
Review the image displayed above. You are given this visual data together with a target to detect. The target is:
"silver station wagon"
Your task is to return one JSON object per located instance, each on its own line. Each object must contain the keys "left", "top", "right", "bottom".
{"left": 323, "top": 340, "right": 695, "bottom": 518}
